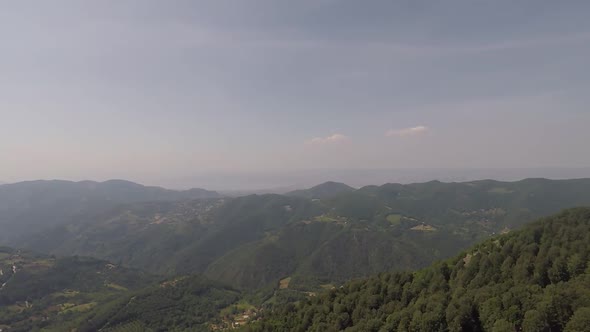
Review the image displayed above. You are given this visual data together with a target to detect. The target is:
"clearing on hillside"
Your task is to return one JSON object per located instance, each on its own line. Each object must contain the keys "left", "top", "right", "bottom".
{"left": 386, "top": 214, "right": 402, "bottom": 224}
{"left": 279, "top": 277, "right": 291, "bottom": 289}
{"left": 410, "top": 224, "right": 437, "bottom": 231}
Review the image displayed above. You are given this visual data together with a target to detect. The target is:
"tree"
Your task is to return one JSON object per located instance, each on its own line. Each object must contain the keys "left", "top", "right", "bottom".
{"left": 564, "top": 307, "right": 590, "bottom": 332}
{"left": 522, "top": 310, "right": 548, "bottom": 332}
{"left": 492, "top": 319, "right": 513, "bottom": 332}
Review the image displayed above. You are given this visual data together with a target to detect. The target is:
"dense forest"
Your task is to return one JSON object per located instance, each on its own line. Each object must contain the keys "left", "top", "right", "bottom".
{"left": 243, "top": 208, "right": 590, "bottom": 332}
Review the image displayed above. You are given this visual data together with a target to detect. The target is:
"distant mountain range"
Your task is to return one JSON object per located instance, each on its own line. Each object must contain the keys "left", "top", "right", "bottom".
{"left": 6, "top": 178, "right": 590, "bottom": 292}
{"left": 156, "top": 167, "right": 590, "bottom": 190}
{"left": 0, "top": 179, "right": 220, "bottom": 242}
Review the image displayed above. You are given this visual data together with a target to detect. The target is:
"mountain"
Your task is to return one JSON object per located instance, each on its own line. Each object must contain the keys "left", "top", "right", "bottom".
{"left": 286, "top": 181, "right": 356, "bottom": 199}
{"left": 15, "top": 178, "right": 590, "bottom": 293}
{"left": 244, "top": 208, "right": 590, "bottom": 332}
{"left": 0, "top": 179, "right": 220, "bottom": 242}
{"left": 0, "top": 247, "right": 156, "bottom": 331}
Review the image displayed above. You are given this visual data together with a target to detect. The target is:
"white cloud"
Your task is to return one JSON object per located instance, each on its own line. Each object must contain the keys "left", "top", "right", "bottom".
{"left": 306, "top": 133, "right": 349, "bottom": 145}
{"left": 385, "top": 126, "right": 429, "bottom": 137}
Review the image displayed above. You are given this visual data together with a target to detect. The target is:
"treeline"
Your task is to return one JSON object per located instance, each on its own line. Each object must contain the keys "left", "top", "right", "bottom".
{"left": 243, "top": 208, "right": 590, "bottom": 331}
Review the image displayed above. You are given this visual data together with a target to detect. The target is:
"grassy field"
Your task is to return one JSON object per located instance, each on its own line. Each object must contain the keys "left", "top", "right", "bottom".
{"left": 60, "top": 302, "right": 97, "bottom": 314}
{"left": 314, "top": 215, "right": 339, "bottom": 222}
{"left": 220, "top": 299, "right": 257, "bottom": 316}
{"left": 107, "top": 283, "right": 129, "bottom": 291}
{"left": 50, "top": 290, "right": 80, "bottom": 298}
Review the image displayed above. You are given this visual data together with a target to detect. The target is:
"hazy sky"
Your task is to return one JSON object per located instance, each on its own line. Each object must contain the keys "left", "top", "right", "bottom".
{"left": 2, "top": 1, "right": 590, "bottom": 186}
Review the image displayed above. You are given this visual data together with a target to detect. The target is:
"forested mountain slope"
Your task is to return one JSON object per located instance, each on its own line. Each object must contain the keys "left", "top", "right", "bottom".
{"left": 0, "top": 180, "right": 219, "bottom": 242}
{"left": 243, "top": 208, "right": 590, "bottom": 332}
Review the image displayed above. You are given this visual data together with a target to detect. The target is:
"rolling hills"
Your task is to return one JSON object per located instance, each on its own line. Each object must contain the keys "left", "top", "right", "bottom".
{"left": 2, "top": 179, "right": 590, "bottom": 331}
{"left": 10, "top": 178, "right": 590, "bottom": 292}
{"left": 7, "top": 207, "right": 587, "bottom": 331}
{"left": 243, "top": 207, "right": 590, "bottom": 332}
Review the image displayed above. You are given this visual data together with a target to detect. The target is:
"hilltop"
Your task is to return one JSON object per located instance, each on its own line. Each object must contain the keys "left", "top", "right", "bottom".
{"left": 286, "top": 182, "right": 356, "bottom": 199}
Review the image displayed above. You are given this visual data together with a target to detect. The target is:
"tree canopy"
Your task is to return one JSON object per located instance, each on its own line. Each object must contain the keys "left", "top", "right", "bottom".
{"left": 243, "top": 208, "right": 590, "bottom": 332}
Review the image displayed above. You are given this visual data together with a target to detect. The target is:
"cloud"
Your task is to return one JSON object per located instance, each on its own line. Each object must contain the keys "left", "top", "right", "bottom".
{"left": 306, "top": 133, "right": 349, "bottom": 145}
{"left": 385, "top": 126, "right": 429, "bottom": 137}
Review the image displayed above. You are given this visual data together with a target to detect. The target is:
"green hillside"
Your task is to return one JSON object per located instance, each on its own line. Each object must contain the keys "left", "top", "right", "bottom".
{"left": 242, "top": 208, "right": 590, "bottom": 332}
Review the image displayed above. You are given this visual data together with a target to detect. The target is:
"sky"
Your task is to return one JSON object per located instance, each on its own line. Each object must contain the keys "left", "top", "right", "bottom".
{"left": 1, "top": 1, "right": 590, "bottom": 189}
